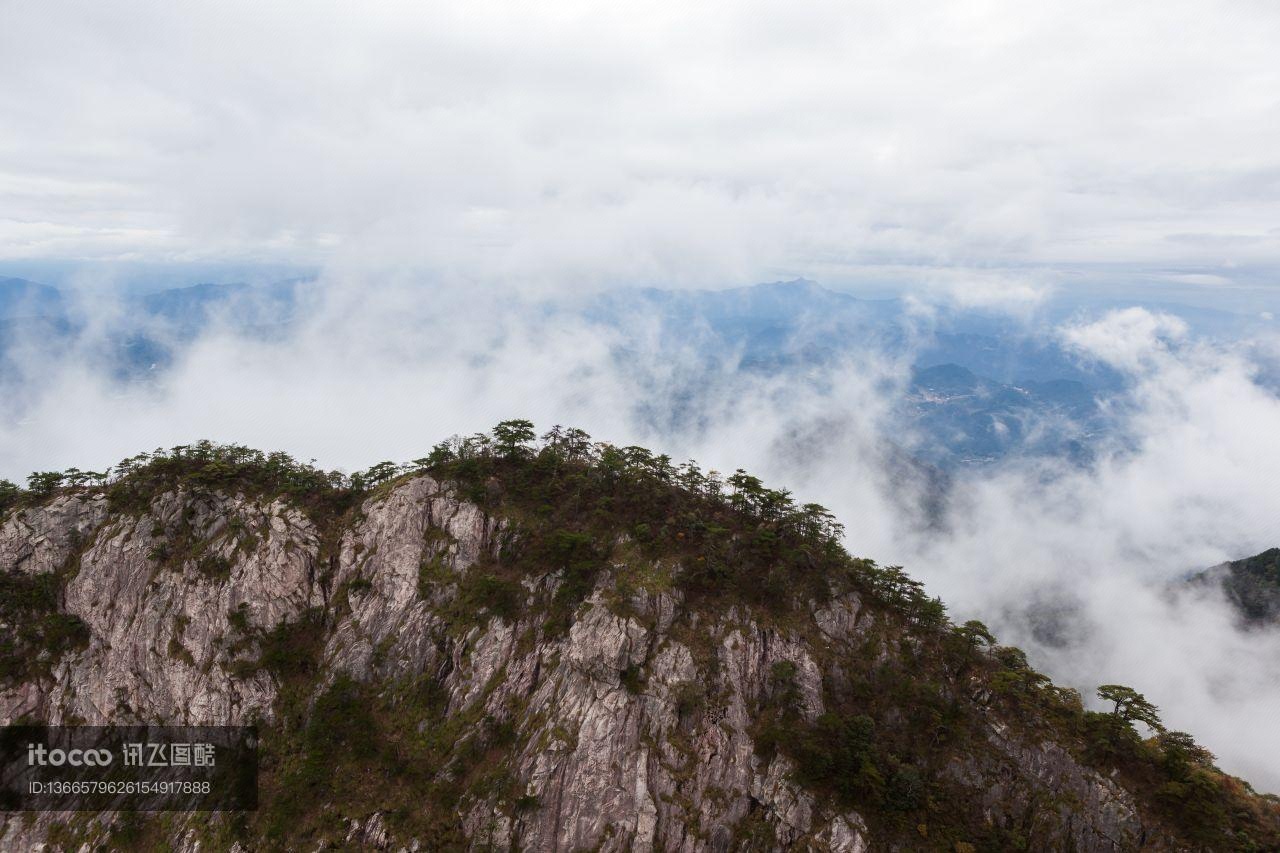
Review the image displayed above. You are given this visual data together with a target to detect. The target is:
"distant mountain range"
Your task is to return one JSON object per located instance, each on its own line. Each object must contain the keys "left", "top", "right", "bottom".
{"left": 903, "top": 364, "right": 1102, "bottom": 466}
{"left": 0, "top": 276, "right": 303, "bottom": 379}
{"left": 0, "top": 277, "right": 64, "bottom": 318}
{"left": 583, "top": 279, "right": 1126, "bottom": 467}
{"left": 0, "top": 276, "right": 302, "bottom": 327}
{"left": 1, "top": 274, "right": 1267, "bottom": 469}
{"left": 585, "top": 279, "right": 1123, "bottom": 384}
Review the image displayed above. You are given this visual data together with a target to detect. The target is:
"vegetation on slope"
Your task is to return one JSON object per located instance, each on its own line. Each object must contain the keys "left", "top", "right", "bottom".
{"left": 5, "top": 422, "right": 1280, "bottom": 849}
{"left": 0, "top": 571, "right": 89, "bottom": 684}
{"left": 1191, "top": 547, "right": 1280, "bottom": 626}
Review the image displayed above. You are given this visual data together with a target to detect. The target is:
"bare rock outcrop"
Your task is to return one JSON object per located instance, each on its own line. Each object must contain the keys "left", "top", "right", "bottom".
{"left": 1, "top": 490, "right": 322, "bottom": 727}
{"left": 0, "top": 493, "right": 108, "bottom": 576}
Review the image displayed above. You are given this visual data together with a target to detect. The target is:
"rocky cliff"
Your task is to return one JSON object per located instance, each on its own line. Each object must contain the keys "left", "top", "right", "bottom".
{"left": 0, "top": 428, "right": 1276, "bottom": 851}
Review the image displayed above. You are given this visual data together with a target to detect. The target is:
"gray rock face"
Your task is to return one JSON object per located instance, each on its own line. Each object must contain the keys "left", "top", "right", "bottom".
{"left": 0, "top": 489, "right": 322, "bottom": 727}
{"left": 970, "top": 728, "right": 1150, "bottom": 853}
{"left": 0, "top": 478, "right": 1184, "bottom": 851}
{"left": 325, "top": 475, "right": 500, "bottom": 684}
{"left": 0, "top": 493, "right": 108, "bottom": 576}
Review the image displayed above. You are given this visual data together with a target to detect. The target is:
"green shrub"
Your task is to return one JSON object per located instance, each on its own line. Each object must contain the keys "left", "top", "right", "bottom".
{"left": 673, "top": 681, "right": 706, "bottom": 719}
{"left": 257, "top": 613, "right": 324, "bottom": 679}
{"left": 0, "top": 571, "right": 90, "bottom": 683}
{"left": 460, "top": 573, "right": 523, "bottom": 621}
{"left": 0, "top": 480, "right": 20, "bottom": 514}
{"left": 417, "top": 553, "right": 448, "bottom": 598}
{"left": 885, "top": 763, "right": 925, "bottom": 811}
{"left": 621, "top": 663, "right": 645, "bottom": 694}
{"left": 791, "top": 713, "right": 882, "bottom": 805}
{"left": 197, "top": 553, "right": 232, "bottom": 579}
{"left": 227, "top": 604, "right": 251, "bottom": 635}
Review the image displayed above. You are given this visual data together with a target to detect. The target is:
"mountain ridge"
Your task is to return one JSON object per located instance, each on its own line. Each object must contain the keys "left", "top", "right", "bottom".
{"left": 1, "top": 424, "right": 1276, "bottom": 850}
{"left": 1190, "top": 548, "right": 1280, "bottom": 627}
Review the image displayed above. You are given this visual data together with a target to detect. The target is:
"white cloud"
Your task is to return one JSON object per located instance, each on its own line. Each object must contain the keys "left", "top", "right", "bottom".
{"left": 1061, "top": 307, "right": 1188, "bottom": 372}
{"left": 2, "top": 0, "right": 1280, "bottom": 276}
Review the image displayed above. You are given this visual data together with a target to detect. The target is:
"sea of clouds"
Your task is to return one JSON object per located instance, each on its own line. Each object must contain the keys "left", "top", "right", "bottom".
{"left": 3, "top": 273, "right": 1280, "bottom": 790}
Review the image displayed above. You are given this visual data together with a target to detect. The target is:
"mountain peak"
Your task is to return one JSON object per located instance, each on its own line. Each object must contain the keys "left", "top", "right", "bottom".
{"left": 1, "top": 425, "right": 1277, "bottom": 849}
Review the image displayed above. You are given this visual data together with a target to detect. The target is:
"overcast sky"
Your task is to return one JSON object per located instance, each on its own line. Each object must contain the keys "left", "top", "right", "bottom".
{"left": 2, "top": 0, "right": 1279, "bottom": 291}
